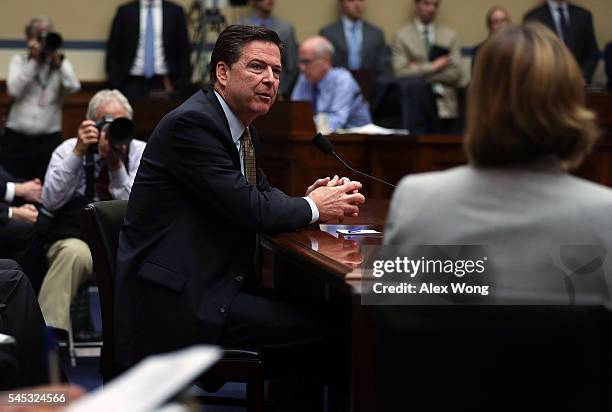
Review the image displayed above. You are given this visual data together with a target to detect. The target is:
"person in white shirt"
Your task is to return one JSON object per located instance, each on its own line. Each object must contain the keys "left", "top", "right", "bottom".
{"left": 2, "top": 16, "right": 80, "bottom": 181}
{"left": 106, "top": 0, "right": 191, "bottom": 100}
{"left": 38, "top": 89, "right": 146, "bottom": 336}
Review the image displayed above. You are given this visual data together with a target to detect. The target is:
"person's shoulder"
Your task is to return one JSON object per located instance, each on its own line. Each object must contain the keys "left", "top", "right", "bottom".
{"left": 320, "top": 20, "right": 342, "bottom": 36}
{"left": 568, "top": 4, "right": 593, "bottom": 18}
{"left": 117, "top": 0, "right": 138, "bottom": 13}
{"left": 162, "top": 0, "right": 186, "bottom": 11}
{"left": 436, "top": 24, "right": 458, "bottom": 39}
{"left": 565, "top": 174, "right": 612, "bottom": 205}
{"left": 363, "top": 20, "right": 385, "bottom": 36}
{"left": 397, "top": 166, "right": 470, "bottom": 191}
{"left": 52, "top": 137, "right": 78, "bottom": 155}
{"left": 271, "top": 16, "right": 294, "bottom": 31}
{"left": 524, "top": 3, "right": 547, "bottom": 19}
{"left": 395, "top": 21, "right": 416, "bottom": 37}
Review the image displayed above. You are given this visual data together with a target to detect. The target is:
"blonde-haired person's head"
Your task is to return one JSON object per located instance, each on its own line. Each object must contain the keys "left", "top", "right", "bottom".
{"left": 466, "top": 22, "right": 599, "bottom": 170}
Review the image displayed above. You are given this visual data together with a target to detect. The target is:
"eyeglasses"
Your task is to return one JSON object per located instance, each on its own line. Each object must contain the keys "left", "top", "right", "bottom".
{"left": 298, "top": 57, "right": 323, "bottom": 66}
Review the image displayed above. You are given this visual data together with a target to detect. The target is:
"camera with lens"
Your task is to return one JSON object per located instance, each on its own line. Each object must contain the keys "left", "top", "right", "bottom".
{"left": 37, "top": 31, "right": 63, "bottom": 61}
{"left": 88, "top": 116, "right": 135, "bottom": 153}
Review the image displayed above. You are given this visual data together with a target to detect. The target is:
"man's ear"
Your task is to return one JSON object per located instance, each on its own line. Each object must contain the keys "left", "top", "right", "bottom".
{"left": 216, "top": 62, "right": 229, "bottom": 87}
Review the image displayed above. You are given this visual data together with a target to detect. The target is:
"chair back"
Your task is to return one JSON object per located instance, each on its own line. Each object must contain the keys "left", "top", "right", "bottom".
{"left": 82, "top": 200, "right": 128, "bottom": 381}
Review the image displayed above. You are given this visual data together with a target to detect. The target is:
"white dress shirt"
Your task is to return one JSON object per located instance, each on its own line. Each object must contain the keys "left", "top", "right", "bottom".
{"left": 6, "top": 55, "right": 80, "bottom": 135}
{"left": 415, "top": 19, "right": 436, "bottom": 47}
{"left": 42, "top": 137, "right": 146, "bottom": 211}
{"left": 547, "top": 0, "right": 571, "bottom": 41}
{"left": 130, "top": 0, "right": 169, "bottom": 76}
{"left": 213, "top": 91, "right": 319, "bottom": 223}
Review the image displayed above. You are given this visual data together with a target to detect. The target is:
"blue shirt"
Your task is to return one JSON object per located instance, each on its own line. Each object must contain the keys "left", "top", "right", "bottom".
{"left": 291, "top": 67, "right": 372, "bottom": 132}
{"left": 341, "top": 16, "right": 363, "bottom": 70}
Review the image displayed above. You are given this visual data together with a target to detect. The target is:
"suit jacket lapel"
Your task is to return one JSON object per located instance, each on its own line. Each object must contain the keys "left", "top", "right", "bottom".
{"left": 332, "top": 21, "right": 348, "bottom": 63}
{"left": 408, "top": 23, "right": 427, "bottom": 61}
{"left": 129, "top": 1, "right": 140, "bottom": 55}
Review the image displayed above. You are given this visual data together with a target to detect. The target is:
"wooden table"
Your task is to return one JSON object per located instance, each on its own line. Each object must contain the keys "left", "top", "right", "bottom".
{"left": 260, "top": 199, "right": 389, "bottom": 411}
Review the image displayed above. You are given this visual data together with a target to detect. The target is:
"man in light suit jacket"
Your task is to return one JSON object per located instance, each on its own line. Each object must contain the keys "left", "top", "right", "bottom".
{"left": 524, "top": 1, "right": 599, "bottom": 84}
{"left": 106, "top": 0, "right": 191, "bottom": 99}
{"left": 114, "top": 25, "right": 364, "bottom": 368}
{"left": 320, "top": 0, "right": 391, "bottom": 79}
{"left": 238, "top": 0, "right": 299, "bottom": 98}
{"left": 391, "top": 0, "right": 462, "bottom": 121}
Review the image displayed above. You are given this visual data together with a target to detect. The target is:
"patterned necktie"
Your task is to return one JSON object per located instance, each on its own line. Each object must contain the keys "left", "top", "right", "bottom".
{"left": 143, "top": 1, "right": 155, "bottom": 79}
{"left": 240, "top": 128, "right": 257, "bottom": 185}
{"left": 557, "top": 7, "right": 571, "bottom": 45}
{"left": 311, "top": 84, "right": 319, "bottom": 114}
{"left": 96, "top": 163, "right": 112, "bottom": 201}
{"left": 348, "top": 23, "right": 362, "bottom": 70}
{"left": 422, "top": 28, "right": 431, "bottom": 56}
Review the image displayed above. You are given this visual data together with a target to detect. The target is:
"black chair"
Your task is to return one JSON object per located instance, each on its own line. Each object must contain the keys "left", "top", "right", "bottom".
{"left": 82, "top": 200, "right": 265, "bottom": 411}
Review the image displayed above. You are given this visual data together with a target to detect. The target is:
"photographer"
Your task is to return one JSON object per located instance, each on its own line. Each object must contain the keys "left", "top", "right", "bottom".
{"left": 2, "top": 16, "right": 80, "bottom": 181}
{"left": 38, "top": 89, "right": 145, "bottom": 337}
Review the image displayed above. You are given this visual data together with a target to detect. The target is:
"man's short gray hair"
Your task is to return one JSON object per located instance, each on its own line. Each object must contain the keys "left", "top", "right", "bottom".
{"left": 313, "top": 37, "right": 335, "bottom": 59}
{"left": 25, "top": 16, "right": 53, "bottom": 38}
{"left": 86, "top": 89, "right": 134, "bottom": 121}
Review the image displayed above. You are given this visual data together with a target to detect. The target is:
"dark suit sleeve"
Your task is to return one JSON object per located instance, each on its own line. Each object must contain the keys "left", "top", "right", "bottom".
{"left": 0, "top": 203, "right": 9, "bottom": 226}
{"left": 163, "top": 111, "right": 311, "bottom": 233}
{"left": 580, "top": 11, "right": 599, "bottom": 83}
{"left": 280, "top": 26, "right": 299, "bottom": 97}
{"left": 106, "top": 7, "right": 124, "bottom": 89}
{"left": 374, "top": 30, "right": 392, "bottom": 77}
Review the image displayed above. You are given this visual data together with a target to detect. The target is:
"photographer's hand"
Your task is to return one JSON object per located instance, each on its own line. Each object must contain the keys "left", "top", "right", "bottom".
{"left": 27, "top": 38, "right": 42, "bottom": 60}
{"left": 73, "top": 120, "right": 99, "bottom": 157}
{"left": 49, "top": 50, "right": 64, "bottom": 69}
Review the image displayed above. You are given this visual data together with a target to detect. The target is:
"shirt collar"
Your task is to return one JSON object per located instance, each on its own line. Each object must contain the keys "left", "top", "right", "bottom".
{"left": 141, "top": 0, "right": 161, "bottom": 7}
{"left": 214, "top": 90, "right": 246, "bottom": 145}
{"left": 547, "top": 0, "right": 569, "bottom": 13}
{"left": 341, "top": 16, "right": 363, "bottom": 31}
{"left": 414, "top": 19, "right": 434, "bottom": 35}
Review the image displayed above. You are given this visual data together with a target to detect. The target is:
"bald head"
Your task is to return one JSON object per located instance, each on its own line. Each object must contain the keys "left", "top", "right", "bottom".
{"left": 298, "top": 36, "right": 334, "bottom": 84}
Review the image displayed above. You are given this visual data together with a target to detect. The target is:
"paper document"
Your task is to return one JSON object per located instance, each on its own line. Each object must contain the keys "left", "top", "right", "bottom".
{"left": 337, "top": 229, "right": 382, "bottom": 235}
{"left": 69, "top": 345, "right": 221, "bottom": 412}
{"left": 335, "top": 123, "right": 409, "bottom": 135}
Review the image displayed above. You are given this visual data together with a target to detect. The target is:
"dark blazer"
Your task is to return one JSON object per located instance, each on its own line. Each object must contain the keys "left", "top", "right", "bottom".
{"left": 320, "top": 19, "right": 392, "bottom": 78}
{"left": 524, "top": 3, "right": 599, "bottom": 83}
{"left": 105, "top": 0, "right": 191, "bottom": 91}
{"left": 0, "top": 168, "right": 13, "bottom": 225}
{"left": 114, "top": 89, "right": 312, "bottom": 366}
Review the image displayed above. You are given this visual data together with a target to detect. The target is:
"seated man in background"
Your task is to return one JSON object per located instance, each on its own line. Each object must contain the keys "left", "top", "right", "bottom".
{"left": 391, "top": 0, "right": 462, "bottom": 132}
{"left": 320, "top": 0, "right": 391, "bottom": 79}
{"left": 106, "top": 0, "right": 192, "bottom": 99}
{"left": 2, "top": 16, "right": 80, "bottom": 181}
{"left": 472, "top": 5, "right": 512, "bottom": 71}
{"left": 292, "top": 36, "right": 372, "bottom": 133}
{"left": 38, "top": 89, "right": 146, "bottom": 338}
{"left": 238, "top": 0, "right": 299, "bottom": 98}
{"left": 524, "top": 0, "right": 599, "bottom": 84}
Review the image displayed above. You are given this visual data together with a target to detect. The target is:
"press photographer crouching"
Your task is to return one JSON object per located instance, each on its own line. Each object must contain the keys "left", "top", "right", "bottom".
{"left": 2, "top": 16, "right": 80, "bottom": 181}
{"left": 37, "top": 89, "right": 146, "bottom": 339}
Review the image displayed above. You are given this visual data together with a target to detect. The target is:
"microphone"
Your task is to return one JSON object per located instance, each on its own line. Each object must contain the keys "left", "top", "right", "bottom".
{"left": 312, "top": 133, "right": 397, "bottom": 188}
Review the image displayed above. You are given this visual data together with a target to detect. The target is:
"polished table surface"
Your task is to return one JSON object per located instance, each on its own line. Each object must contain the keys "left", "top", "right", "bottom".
{"left": 260, "top": 199, "right": 389, "bottom": 294}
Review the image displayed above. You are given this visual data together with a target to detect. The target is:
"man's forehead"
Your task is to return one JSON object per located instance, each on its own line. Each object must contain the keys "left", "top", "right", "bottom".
{"left": 240, "top": 40, "right": 281, "bottom": 61}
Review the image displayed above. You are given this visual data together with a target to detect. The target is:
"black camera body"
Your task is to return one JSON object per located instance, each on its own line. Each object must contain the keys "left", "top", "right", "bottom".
{"left": 89, "top": 116, "right": 135, "bottom": 153}
{"left": 37, "top": 31, "right": 63, "bottom": 60}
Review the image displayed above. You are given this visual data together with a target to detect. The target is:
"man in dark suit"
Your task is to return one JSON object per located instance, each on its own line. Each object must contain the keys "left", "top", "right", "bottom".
{"left": 320, "top": 0, "right": 391, "bottom": 79}
{"left": 0, "top": 170, "right": 42, "bottom": 289}
{"left": 114, "top": 25, "right": 364, "bottom": 370}
{"left": 106, "top": 0, "right": 191, "bottom": 99}
{"left": 524, "top": 1, "right": 599, "bottom": 83}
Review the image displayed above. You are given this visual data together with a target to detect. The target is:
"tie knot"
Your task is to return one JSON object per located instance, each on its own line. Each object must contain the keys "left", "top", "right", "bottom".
{"left": 241, "top": 127, "right": 251, "bottom": 142}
